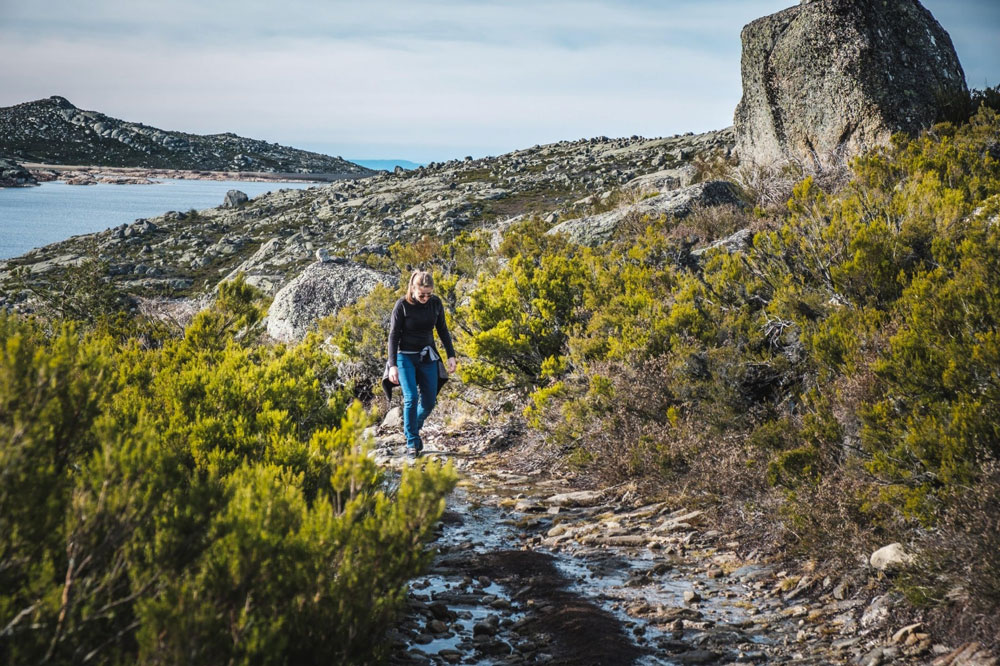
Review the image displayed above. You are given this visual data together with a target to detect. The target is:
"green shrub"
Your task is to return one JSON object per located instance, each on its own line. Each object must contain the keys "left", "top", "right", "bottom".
{"left": 316, "top": 282, "right": 400, "bottom": 399}
{"left": 10, "top": 243, "right": 134, "bottom": 325}
{"left": 0, "top": 283, "right": 457, "bottom": 664}
{"left": 459, "top": 250, "right": 588, "bottom": 390}
{"left": 766, "top": 446, "right": 820, "bottom": 488}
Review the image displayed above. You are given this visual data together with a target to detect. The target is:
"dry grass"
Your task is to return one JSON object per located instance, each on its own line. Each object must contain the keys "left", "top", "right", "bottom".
{"left": 910, "top": 461, "right": 1000, "bottom": 652}
{"left": 135, "top": 295, "right": 208, "bottom": 333}
{"left": 728, "top": 154, "right": 853, "bottom": 212}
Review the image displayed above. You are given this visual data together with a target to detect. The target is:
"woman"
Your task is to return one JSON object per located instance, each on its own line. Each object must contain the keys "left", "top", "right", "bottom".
{"left": 386, "top": 270, "right": 457, "bottom": 458}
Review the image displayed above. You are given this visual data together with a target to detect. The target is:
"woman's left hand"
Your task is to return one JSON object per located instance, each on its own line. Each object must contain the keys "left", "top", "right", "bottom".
{"left": 447, "top": 357, "right": 457, "bottom": 373}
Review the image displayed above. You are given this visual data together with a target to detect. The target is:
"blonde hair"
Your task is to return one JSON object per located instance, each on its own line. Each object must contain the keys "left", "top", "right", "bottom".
{"left": 405, "top": 270, "right": 434, "bottom": 304}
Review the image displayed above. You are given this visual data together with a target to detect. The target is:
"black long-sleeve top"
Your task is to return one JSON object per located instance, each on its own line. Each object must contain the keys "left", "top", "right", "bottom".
{"left": 387, "top": 295, "right": 455, "bottom": 368}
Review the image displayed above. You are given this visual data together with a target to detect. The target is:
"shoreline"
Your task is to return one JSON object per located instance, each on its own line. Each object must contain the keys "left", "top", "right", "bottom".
{"left": 23, "top": 163, "right": 369, "bottom": 186}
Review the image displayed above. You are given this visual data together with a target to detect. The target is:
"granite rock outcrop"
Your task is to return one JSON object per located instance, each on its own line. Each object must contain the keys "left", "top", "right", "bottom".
{"left": 0, "top": 157, "right": 38, "bottom": 187}
{"left": 734, "top": 0, "right": 967, "bottom": 168}
{"left": 0, "top": 128, "right": 736, "bottom": 307}
{"left": 548, "top": 180, "right": 745, "bottom": 246}
{"left": 266, "top": 259, "right": 395, "bottom": 342}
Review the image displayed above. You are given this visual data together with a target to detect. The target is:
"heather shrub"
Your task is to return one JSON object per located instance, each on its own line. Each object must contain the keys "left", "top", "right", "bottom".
{"left": 316, "top": 282, "right": 400, "bottom": 399}
{"left": 9, "top": 242, "right": 134, "bottom": 325}
{"left": 481, "top": 109, "right": 1000, "bottom": 595}
{"left": 906, "top": 461, "right": 1000, "bottom": 645}
{"left": 458, "top": 245, "right": 588, "bottom": 390}
{"left": 0, "top": 280, "right": 457, "bottom": 665}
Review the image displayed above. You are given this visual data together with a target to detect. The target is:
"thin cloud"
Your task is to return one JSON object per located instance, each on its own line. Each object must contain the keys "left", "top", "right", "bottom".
{"left": 0, "top": 0, "right": 994, "bottom": 161}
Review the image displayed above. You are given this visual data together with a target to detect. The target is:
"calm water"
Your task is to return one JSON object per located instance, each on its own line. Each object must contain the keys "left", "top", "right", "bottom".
{"left": 0, "top": 179, "right": 317, "bottom": 260}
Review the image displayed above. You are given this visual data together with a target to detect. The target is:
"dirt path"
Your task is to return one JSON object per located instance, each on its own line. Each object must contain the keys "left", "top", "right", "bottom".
{"left": 373, "top": 426, "right": 974, "bottom": 666}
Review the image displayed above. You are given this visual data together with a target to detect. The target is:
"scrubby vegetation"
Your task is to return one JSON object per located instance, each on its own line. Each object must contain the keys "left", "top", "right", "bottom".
{"left": 6, "top": 98, "right": 1000, "bottom": 661}
{"left": 0, "top": 277, "right": 456, "bottom": 664}
{"left": 329, "top": 107, "right": 1000, "bottom": 648}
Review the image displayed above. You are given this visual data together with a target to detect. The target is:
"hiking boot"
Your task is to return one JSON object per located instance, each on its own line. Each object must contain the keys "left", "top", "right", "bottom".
{"left": 405, "top": 447, "right": 421, "bottom": 460}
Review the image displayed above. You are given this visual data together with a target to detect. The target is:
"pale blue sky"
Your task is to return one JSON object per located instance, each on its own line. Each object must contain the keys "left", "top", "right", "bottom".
{"left": 1, "top": 1, "right": 996, "bottom": 162}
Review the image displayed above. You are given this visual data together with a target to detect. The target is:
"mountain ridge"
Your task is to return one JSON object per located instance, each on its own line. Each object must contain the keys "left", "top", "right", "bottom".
{"left": 0, "top": 96, "right": 374, "bottom": 177}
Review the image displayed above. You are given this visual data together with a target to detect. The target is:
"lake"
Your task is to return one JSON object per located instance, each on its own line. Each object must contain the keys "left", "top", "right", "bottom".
{"left": 0, "top": 179, "right": 318, "bottom": 260}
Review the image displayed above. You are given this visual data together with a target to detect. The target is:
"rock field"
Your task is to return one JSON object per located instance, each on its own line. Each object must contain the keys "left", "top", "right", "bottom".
{"left": 0, "top": 127, "right": 736, "bottom": 320}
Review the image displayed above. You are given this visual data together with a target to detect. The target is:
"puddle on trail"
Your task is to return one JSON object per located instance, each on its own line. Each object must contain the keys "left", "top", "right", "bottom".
{"left": 394, "top": 479, "right": 775, "bottom": 665}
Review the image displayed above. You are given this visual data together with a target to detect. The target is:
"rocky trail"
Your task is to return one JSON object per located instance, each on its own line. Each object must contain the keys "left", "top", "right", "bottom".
{"left": 371, "top": 424, "right": 981, "bottom": 666}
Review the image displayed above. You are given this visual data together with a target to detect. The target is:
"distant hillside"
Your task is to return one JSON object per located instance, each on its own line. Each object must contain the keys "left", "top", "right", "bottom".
{"left": 350, "top": 159, "right": 424, "bottom": 171}
{"left": 0, "top": 127, "right": 734, "bottom": 300}
{"left": 0, "top": 96, "right": 374, "bottom": 176}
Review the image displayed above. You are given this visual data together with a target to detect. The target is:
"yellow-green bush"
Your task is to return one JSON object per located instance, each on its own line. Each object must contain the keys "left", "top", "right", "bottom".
{"left": 457, "top": 110, "right": 1000, "bottom": 634}
{"left": 0, "top": 283, "right": 456, "bottom": 665}
{"left": 459, "top": 247, "right": 589, "bottom": 389}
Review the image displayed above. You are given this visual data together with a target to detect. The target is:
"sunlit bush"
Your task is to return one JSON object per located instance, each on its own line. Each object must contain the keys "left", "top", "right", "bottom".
{"left": 0, "top": 282, "right": 456, "bottom": 665}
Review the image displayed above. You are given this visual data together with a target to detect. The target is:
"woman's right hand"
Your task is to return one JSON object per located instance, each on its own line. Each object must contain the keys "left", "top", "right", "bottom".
{"left": 388, "top": 366, "right": 399, "bottom": 385}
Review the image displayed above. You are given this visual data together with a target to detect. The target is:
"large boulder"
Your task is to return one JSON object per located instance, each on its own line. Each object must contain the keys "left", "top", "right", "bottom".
{"left": 548, "top": 181, "right": 745, "bottom": 246}
{"left": 266, "top": 259, "right": 395, "bottom": 342}
{"left": 734, "top": 0, "right": 967, "bottom": 168}
{"left": 223, "top": 189, "right": 249, "bottom": 207}
{"left": 623, "top": 164, "right": 697, "bottom": 195}
{"left": 0, "top": 157, "right": 38, "bottom": 187}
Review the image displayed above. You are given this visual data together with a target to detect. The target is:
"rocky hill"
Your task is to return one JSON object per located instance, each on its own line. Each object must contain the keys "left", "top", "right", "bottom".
{"left": 0, "top": 96, "right": 374, "bottom": 176}
{"left": 0, "top": 128, "right": 735, "bottom": 308}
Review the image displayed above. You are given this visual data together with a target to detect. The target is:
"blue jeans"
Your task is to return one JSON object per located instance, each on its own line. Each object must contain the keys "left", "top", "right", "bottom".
{"left": 396, "top": 352, "right": 438, "bottom": 451}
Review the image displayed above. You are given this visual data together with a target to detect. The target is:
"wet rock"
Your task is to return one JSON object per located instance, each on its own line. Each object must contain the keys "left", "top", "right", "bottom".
{"left": 592, "top": 535, "right": 650, "bottom": 548}
{"left": 676, "top": 648, "right": 722, "bottom": 664}
{"left": 543, "top": 489, "right": 604, "bottom": 508}
{"left": 657, "top": 606, "right": 703, "bottom": 623}
{"left": 473, "top": 620, "right": 497, "bottom": 637}
{"left": 437, "top": 649, "right": 463, "bottom": 664}
{"left": 546, "top": 524, "right": 567, "bottom": 537}
{"left": 511, "top": 497, "right": 536, "bottom": 513}
{"left": 475, "top": 638, "right": 512, "bottom": 656}
{"left": 684, "top": 589, "right": 702, "bottom": 604}
{"left": 427, "top": 600, "right": 455, "bottom": 621}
